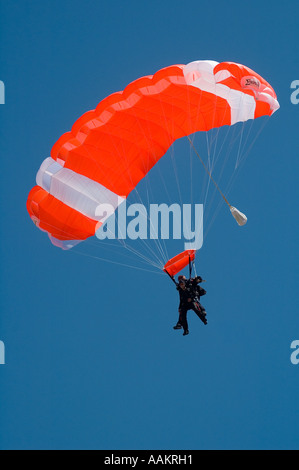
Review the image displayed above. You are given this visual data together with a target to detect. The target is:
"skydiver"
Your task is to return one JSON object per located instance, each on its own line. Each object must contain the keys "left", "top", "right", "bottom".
{"left": 177, "top": 274, "right": 207, "bottom": 315}
{"left": 173, "top": 276, "right": 207, "bottom": 336}
{"left": 173, "top": 278, "right": 192, "bottom": 335}
{"left": 187, "top": 275, "right": 207, "bottom": 317}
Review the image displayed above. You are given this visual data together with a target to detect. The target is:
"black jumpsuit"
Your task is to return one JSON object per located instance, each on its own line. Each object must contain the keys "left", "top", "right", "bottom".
{"left": 176, "top": 281, "right": 207, "bottom": 332}
{"left": 187, "top": 277, "right": 207, "bottom": 317}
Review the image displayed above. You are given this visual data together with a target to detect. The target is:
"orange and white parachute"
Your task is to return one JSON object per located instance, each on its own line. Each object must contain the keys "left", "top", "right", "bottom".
{"left": 27, "top": 60, "right": 279, "bottom": 250}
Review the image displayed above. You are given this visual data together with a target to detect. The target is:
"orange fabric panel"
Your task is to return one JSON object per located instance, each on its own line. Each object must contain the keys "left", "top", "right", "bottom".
{"left": 164, "top": 250, "right": 196, "bottom": 277}
{"left": 254, "top": 100, "right": 272, "bottom": 118}
{"left": 27, "top": 186, "right": 98, "bottom": 241}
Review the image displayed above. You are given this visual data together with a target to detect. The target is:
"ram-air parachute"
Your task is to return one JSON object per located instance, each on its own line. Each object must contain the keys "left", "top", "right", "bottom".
{"left": 27, "top": 60, "right": 279, "bottom": 271}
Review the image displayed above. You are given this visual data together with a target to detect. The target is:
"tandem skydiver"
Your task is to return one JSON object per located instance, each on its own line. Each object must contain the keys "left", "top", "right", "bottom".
{"left": 173, "top": 274, "right": 207, "bottom": 336}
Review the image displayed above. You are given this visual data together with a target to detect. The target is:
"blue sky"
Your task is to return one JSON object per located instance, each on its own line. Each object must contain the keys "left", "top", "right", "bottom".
{"left": 0, "top": 0, "right": 298, "bottom": 450}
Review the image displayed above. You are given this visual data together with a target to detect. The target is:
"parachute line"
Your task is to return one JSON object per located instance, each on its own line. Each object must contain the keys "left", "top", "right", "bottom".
{"left": 187, "top": 136, "right": 231, "bottom": 208}
{"left": 72, "top": 249, "right": 164, "bottom": 274}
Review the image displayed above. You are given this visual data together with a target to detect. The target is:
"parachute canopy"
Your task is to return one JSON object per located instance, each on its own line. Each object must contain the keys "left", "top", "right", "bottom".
{"left": 27, "top": 60, "right": 279, "bottom": 249}
{"left": 163, "top": 250, "right": 196, "bottom": 277}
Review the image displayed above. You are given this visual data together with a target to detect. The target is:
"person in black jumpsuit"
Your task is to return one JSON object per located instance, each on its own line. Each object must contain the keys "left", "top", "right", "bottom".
{"left": 187, "top": 275, "right": 207, "bottom": 318}
{"left": 173, "top": 276, "right": 207, "bottom": 336}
